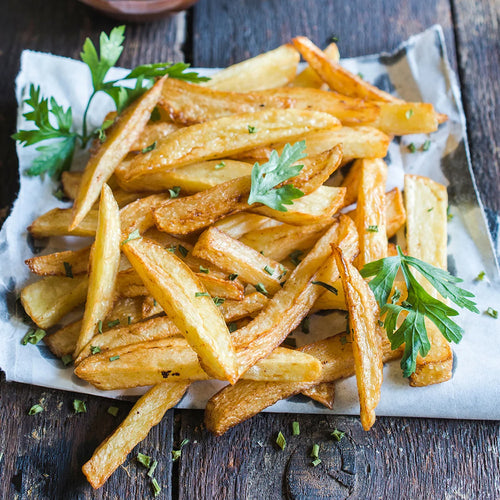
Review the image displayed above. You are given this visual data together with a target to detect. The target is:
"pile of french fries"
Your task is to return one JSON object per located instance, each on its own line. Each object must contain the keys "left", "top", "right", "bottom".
{"left": 20, "top": 38, "right": 451, "bottom": 488}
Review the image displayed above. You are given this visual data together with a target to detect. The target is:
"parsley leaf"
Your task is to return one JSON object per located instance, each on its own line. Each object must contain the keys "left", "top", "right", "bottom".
{"left": 247, "top": 142, "right": 306, "bottom": 212}
{"left": 361, "top": 246, "right": 478, "bottom": 377}
{"left": 171, "top": 438, "right": 189, "bottom": 461}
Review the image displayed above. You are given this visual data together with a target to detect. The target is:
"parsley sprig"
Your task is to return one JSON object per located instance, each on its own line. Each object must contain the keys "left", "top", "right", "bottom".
{"left": 13, "top": 26, "right": 209, "bottom": 179}
{"left": 361, "top": 246, "right": 478, "bottom": 377}
{"left": 247, "top": 141, "right": 306, "bottom": 211}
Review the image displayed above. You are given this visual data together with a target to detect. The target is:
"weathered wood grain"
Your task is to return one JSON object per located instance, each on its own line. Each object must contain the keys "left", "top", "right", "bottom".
{"left": 452, "top": 0, "right": 500, "bottom": 239}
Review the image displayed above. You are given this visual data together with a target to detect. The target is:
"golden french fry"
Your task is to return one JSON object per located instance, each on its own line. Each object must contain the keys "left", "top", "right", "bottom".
{"left": 292, "top": 36, "right": 401, "bottom": 103}
{"left": 404, "top": 174, "right": 451, "bottom": 387}
{"left": 371, "top": 102, "right": 438, "bottom": 135}
{"left": 120, "top": 193, "right": 170, "bottom": 238}
{"left": 119, "top": 109, "right": 340, "bottom": 183}
{"left": 159, "top": 79, "right": 380, "bottom": 126}
{"left": 75, "top": 185, "right": 121, "bottom": 356}
{"left": 26, "top": 246, "right": 91, "bottom": 276}
{"left": 202, "top": 44, "right": 300, "bottom": 91}
{"left": 74, "top": 337, "right": 322, "bottom": 389}
{"left": 28, "top": 208, "right": 98, "bottom": 238}
{"left": 332, "top": 246, "right": 383, "bottom": 431}
{"left": 82, "top": 382, "right": 189, "bottom": 489}
{"left": 20, "top": 275, "right": 89, "bottom": 329}
{"left": 129, "top": 121, "right": 180, "bottom": 151}
{"left": 214, "top": 213, "right": 282, "bottom": 239}
{"left": 301, "top": 382, "right": 336, "bottom": 409}
{"left": 71, "top": 77, "right": 166, "bottom": 229}
{"left": 61, "top": 171, "right": 83, "bottom": 200}
{"left": 353, "top": 159, "right": 388, "bottom": 268}
{"left": 122, "top": 237, "right": 238, "bottom": 383}
{"left": 291, "top": 42, "right": 340, "bottom": 88}
{"left": 193, "top": 227, "right": 286, "bottom": 295}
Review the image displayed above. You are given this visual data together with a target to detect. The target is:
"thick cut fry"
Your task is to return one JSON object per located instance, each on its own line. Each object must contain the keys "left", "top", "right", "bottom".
{"left": 251, "top": 186, "right": 346, "bottom": 226}
{"left": 202, "top": 44, "right": 300, "bottom": 91}
{"left": 20, "top": 275, "right": 89, "bottom": 329}
{"left": 354, "top": 159, "right": 388, "bottom": 268}
{"left": 293, "top": 36, "right": 401, "bottom": 103}
{"left": 159, "top": 79, "right": 380, "bottom": 126}
{"left": 333, "top": 246, "right": 383, "bottom": 431}
{"left": 233, "top": 215, "right": 358, "bottom": 377}
{"left": 75, "top": 185, "right": 121, "bottom": 356}
{"left": 82, "top": 382, "right": 189, "bottom": 489}
{"left": 117, "top": 159, "right": 253, "bottom": 193}
{"left": 119, "top": 109, "right": 340, "bottom": 183}
{"left": 26, "top": 246, "right": 91, "bottom": 276}
{"left": 193, "top": 227, "right": 286, "bottom": 295}
{"left": 215, "top": 213, "right": 282, "bottom": 239}
{"left": 239, "top": 220, "right": 331, "bottom": 262}
{"left": 71, "top": 77, "right": 165, "bottom": 229}
{"left": 301, "top": 382, "right": 336, "bottom": 409}
{"left": 291, "top": 43, "right": 340, "bottom": 88}
{"left": 120, "top": 193, "right": 170, "bottom": 238}
{"left": 404, "top": 174, "right": 451, "bottom": 386}
{"left": 371, "top": 102, "right": 438, "bottom": 135}
{"left": 74, "top": 337, "right": 322, "bottom": 389}
{"left": 122, "top": 237, "right": 238, "bottom": 383}
{"left": 28, "top": 208, "right": 98, "bottom": 238}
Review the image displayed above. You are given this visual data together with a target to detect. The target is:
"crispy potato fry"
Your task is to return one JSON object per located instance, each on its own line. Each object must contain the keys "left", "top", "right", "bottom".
{"left": 120, "top": 193, "right": 170, "bottom": 238}
{"left": 44, "top": 297, "right": 145, "bottom": 358}
{"left": 75, "top": 185, "right": 121, "bottom": 356}
{"left": 292, "top": 36, "right": 401, "bottom": 103}
{"left": 233, "top": 215, "right": 358, "bottom": 376}
{"left": 214, "top": 213, "right": 282, "bottom": 239}
{"left": 353, "top": 159, "right": 388, "bottom": 268}
{"left": 118, "top": 109, "right": 340, "bottom": 183}
{"left": 372, "top": 102, "right": 438, "bottom": 135}
{"left": 404, "top": 174, "right": 451, "bottom": 386}
{"left": 75, "top": 337, "right": 322, "bottom": 389}
{"left": 251, "top": 186, "right": 346, "bottom": 226}
{"left": 291, "top": 42, "right": 340, "bottom": 88}
{"left": 20, "top": 275, "right": 89, "bottom": 329}
{"left": 122, "top": 237, "right": 238, "bottom": 383}
{"left": 301, "top": 382, "right": 336, "bottom": 409}
{"left": 26, "top": 246, "right": 91, "bottom": 276}
{"left": 70, "top": 77, "right": 166, "bottom": 229}
{"left": 202, "top": 44, "right": 300, "bottom": 91}
{"left": 160, "top": 79, "right": 380, "bottom": 126}
{"left": 239, "top": 220, "right": 332, "bottom": 262}
{"left": 193, "top": 227, "right": 286, "bottom": 295}
{"left": 333, "top": 246, "right": 383, "bottom": 431}
{"left": 129, "top": 121, "right": 180, "bottom": 151}
{"left": 28, "top": 208, "right": 98, "bottom": 238}
{"left": 82, "top": 382, "right": 189, "bottom": 489}
{"left": 117, "top": 159, "right": 253, "bottom": 193}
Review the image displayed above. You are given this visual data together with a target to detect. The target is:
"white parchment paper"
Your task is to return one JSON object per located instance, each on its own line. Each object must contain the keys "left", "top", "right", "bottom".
{"left": 1, "top": 26, "right": 499, "bottom": 419}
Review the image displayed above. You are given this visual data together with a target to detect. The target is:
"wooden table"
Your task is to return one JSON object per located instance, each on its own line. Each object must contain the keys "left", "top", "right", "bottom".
{"left": 1, "top": 1, "right": 499, "bottom": 498}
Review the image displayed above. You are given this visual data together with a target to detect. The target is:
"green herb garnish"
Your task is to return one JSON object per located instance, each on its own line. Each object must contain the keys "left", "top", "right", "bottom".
{"left": 276, "top": 431, "right": 286, "bottom": 450}
{"left": 289, "top": 250, "right": 303, "bottom": 266}
{"left": 212, "top": 297, "right": 225, "bottom": 306}
{"left": 171, "top": 438, "right": 189, "bottom": 461}
{"left": 292, "top": 421, "right": 300, "bottom": 436}
{"left": 107, "top": 406, "right": 119, "bottom": 417}
{"left": 141, "top": 141, "right": 157, "bottom": 154}
{"left": 28, "top": 404, "right": 43, "bottom": 415}
{"left": 147, "top": 460, "right": 158, "bottom": 478}
{"left": 195, "top": 292, "right": 210, "bottom": 298}
{"left": 168, "top": 186, "right": 181, "bottom": 198}
{"left": 361, "top": 246, "right": 478, "bottom": 377}
{"left": 215, "top": 161, "right": 226, "bottom": 170}
{"left": 109, "top": 355, "right": 120, "bottom": 362}
{"left": 97, "top": 320, "right": 103, "bottom": 334}
{"left": 263, "top": 265, "right": 274, "bottom": 276}
{"left": 331, "top": 429, "right": 345, "bottom": 441}
{"left": 408, "top": 143, "right": 416, "bottom": 153}
{"left": 475, "top": 271, "right": 485, "bottom": 282}
{"left": 367, "top": 225, "right": 379, "bottom": 232}
{"left": 137, "top": 452, "right": 152, "bottom": 468}
{"left": 90, "top": 345, "right": 101, "bottom": 355}
{"left": 73, "top": 399, "right": 87, "bottom": 413}
{"left": 405, "top": 109, "right": 414, "bottom": 119}
{"left": 63, "top": 261, "right": 73, "bottom": 278}
{"left": 247, "top": 142, "right": 306, "bottom": 212}
{"left": 255, "top": 283, "right": 269, "bottom": 296}
{"left": 312, "top": 281, "right": 338, "bottom": 295}
{"left": 422, "top": 139, "right": 431, "bottom": 151}
{"left": 178, "top": 245, "right": 188, "bottom": 258}
{"left": 199, "top": 265, "right": 210, "bottom": 274}
{"left": 61, "top": 354, "right": 73, "bottom": 366}
{"left": 486, "top": 307, "right": 498, "bottom": 319}
{"left": 107, "top": 319, "right": 120, "bottom": 328}
{"left": 122, "top": 229, "right": 141, "bottom": 245}
{"left": 247, "top": 125, "right": 257, "bottom": 134}
{"left": 21, "top": 328, "right": 46, "bottom": 345}
{"left": 151, "top": 478, "right": 161, "bottom": 497}
{"left": 228, "top": 273, "right": 239, "bottom": 281}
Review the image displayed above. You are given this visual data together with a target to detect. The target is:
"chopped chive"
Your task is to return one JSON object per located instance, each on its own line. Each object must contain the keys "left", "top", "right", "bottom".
{"left": 311, "top": 281, "right": 338, "bottom": 295}
{"left": 172, "top": 438, "right": 189, "bottom": 461}
{"left": 427, "top": 207, "right": 434, "bottom": 212}
{"left": 405, "top": 109, "right": 414, "bottom": 119}
{"left": 212, "top": 297, "right": 225, "bottom": 306}
{"left": 167, "top": 245, "right": 176, "bottom": 253}
{"left": 255, "top": 283, "right": 269, "bottom": 296}
{"left": 263, "top": 265, "right": 274, "bottom": 276}
{"left": 447, "top": 206, "right": 454, "bottom": 221}
{"left": 486, "top": 307, "right": 498, "bottom": 319}
{"left": 228, "top": 322, "right": 238, "bottom": 333}
{"left": 109, "top": 355, "right": 120, "bottom": 362}
{"left": 153, "top": 299, "right": 157, "bottom": 306}
{"left": 122, "top": 229, "right": 141, "bottom": 245}
{"left": 178, "top": 245, "right": 188, "bottom": 258}
{"left": 228, "top": 273, "right": 239, "bottom": 281}
{"left": 199, "top": 265, "right": 210, "bottom": 274}
{"left": 107, "top": 406, "right": 119, "bottom": 417}
{"left": 141, "top": 141, "right": 157, "bottom": 154}
{"left": 61, "top": 354, "right": 73, "bottom": 366}
{"left": 107, "top": 319, "right": 120, "bottom": 328}
{"left": 311, "top": 443, "right": 320, "bottom": 459}
{"left": 21, "top": 328, "right": 46, "bottom": 345}
{"left": 292, "top": 421, "right": 300, "bottom": 436}
{"left": 357, "top": 72, "right": 364, "bottom": 79}
{"left": 195, "top": 292, "right": 210, "bottom": 298}
{"left": 311, "top": 458, "right": 322, "bottom": 467}
{"left": 408, "top": 143, "right": 416, "bottom": 153}
{"left": 63, "top": 261, "right": 73, "bottom": 278}
{"left": 73, "top": 399, "right": 87, "bottom": 414}
{"left": 169, "top": 186, "right": 181, "bottom": 198}
{"left": 97, "top": 320, "right": 103, "bottom": 334}
{"left": 28, "top": 404, "right": 43, "bottom": 415}
{"left": 289, "top": 249, "right": 303, "bottom": 266}
{"left": 151, "top": 477, "right": 161, "bottom": 497}
{"left": 331, "top": 35, "right": 339, "bottom": 42}
{"left": 276, "top": 431, "right": 286, "bottom": 450}
{"left": 147, "top": 459, "right": 158, "bottom": 478}
{"left": 422, "top": 139, "right": 431, "bottom": 151}
{"left": 90, "top": 345, "right": 101, "bottom": 355}
{"left": 137, "top": 452, "right": 152, "bottom": 468}
{"left": 248, "top": 125, "right": 257, "bottom": 134}
{"left": 367, "top": 225, "right": 379, "bottom": 232}
{"left": 128, "top": 316, "right": 132, "bottom": 325}
{"left": 215, "top": 161, "right": 226, "bottom": 170}
{"left": 53, "top": 188, "right": 66, "bottom": 201}
{"left": 301, "top": 316, "right": 310, "bottom": 334}
{"left": 331, "top": 428, "right": 345, "bottom": 441}
{"left": 475, "top": 271, "right": 485, "bottom": 281}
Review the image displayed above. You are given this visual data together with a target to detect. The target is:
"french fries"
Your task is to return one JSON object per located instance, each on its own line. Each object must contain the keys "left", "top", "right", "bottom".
{"left": 29, "top": 208, "right": 98, "bottom": 238}
{"left": 291, "top": 42, "right": 340, "bottom": 88}
{"left": 122, "top": 237, "right": 239, "bottom": 383}
{"left": 82, "top": 382, "right": 189, "bottom": 489}
{"left": 74, "top": 185, "right": 121, "bottom": 356}
{"left": 26, "top": 246, "right": 91, "bottom": 276}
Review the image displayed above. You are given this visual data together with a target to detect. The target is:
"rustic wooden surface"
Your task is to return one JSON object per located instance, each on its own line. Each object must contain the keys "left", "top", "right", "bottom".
{"left": 0, "top": 0, "right": 499, "bottom": 498}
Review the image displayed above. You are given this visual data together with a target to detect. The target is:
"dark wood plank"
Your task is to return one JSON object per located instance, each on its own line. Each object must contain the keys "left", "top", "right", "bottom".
{"left": 451, "top": 0, "right": 500, "bottom": 239}
{"left": 192, "top": 0, "right": 456, "bottom": 68}
{"left": 0, "top": 373, "right": 175, "bottom": 500}
{"left": 178, "top": 410, "right": 500, "bottom": 499}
